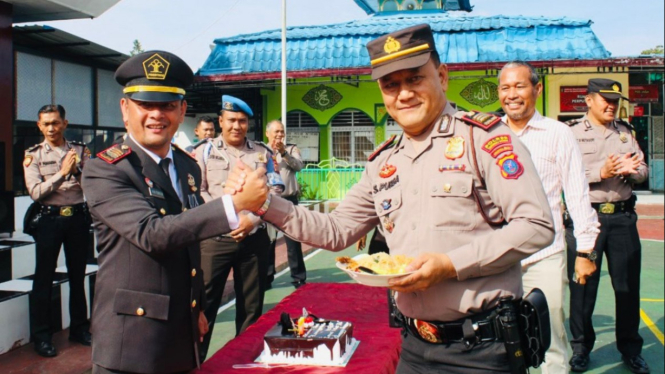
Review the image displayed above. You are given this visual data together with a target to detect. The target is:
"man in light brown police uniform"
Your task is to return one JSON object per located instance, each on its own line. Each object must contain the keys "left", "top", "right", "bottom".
{"left": 228, "top": 24, "right": 555, "bottom": 373}
{"left": 264, "top": 119, "right": 307, "bottom": 289}
{"left": 23, "top": 104, "right": 92, "bottom": 358}
{"left": 565, "top": 79, "right": 650, "bottom": 373}
{"left": 195, "top": 95, "right": 282, "bottom": 361}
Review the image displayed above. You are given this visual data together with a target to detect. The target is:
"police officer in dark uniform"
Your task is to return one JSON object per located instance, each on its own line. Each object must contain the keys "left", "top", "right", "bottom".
{"left": 566, "top": 78, "right": 650, "bottom": 373}
{"left": 81, "top": 51, "right": 268, "bottom": 374}
{"left": 23, "top": 104, "right": 92, "bottom": 357}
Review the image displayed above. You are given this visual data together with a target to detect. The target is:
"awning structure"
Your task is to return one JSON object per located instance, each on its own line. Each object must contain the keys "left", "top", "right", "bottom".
{"left": 198, "top": 13, "right": 611, "bottom": 81}
{"left": 7, "top": 0, "right": 121, "bottom": 23}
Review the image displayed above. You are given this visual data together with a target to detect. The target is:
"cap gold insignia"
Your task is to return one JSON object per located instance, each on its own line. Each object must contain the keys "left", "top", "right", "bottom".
{"left": 619, "top": 132, "right": 628, "bottom": 143}
{"left": 23, "top": 155, "right": 33, "bottom": 167}
{"left": 223, "top": 101, "right": 234, "bottom": 111}
{"left": 612, "top": 84, "right": 620, "bottom": 92}
{"left": 383, "top": 36, "right": 401, "bottom": 54}
{"left": 445, "top": 136, "right": 465, "bottom": 160}
{"left": 142, "top": 53, "right": 170, "bottom": 80}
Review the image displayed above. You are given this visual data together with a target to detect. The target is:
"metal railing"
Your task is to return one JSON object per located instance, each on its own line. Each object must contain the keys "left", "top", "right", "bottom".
{"left": 296, "top": 158, "right": 365, "bottom": 200}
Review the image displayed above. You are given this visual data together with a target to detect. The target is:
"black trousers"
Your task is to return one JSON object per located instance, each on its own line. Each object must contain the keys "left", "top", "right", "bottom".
{"left": 199, "top": 228, "right": 270, "bottom": 360}
{"left": 266, "top": 195, "right": 306, "bottom": 284}
{"left": 566, "top": 211, "right": 644, "bottom": 357}
{"left": 396, "top": 331, "right": 510, "bottom": 373}
{"left": 92, "top": 364, "right": 189, "bottom": 374}
{"left": 31, "top": 213, "right": 90, "bottom": 343}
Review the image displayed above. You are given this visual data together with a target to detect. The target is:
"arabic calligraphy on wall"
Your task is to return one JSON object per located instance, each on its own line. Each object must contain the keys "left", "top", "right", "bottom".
{"left": 303, "top": 85, "right": 343, "bottom": 111}
{"left": 459, "top": 79, "right": 499, "bottom": 108}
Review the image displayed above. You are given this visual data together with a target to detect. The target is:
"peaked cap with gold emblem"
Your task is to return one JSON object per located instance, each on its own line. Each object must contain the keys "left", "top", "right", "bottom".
{"left": 587, "top": 78, "right": 629, "bottom": 101}
{"left": 366, "top": 24, "right": 437, "bottom": 80}
{"left": 115, "top": 50, "right": 194, "bottom": 102}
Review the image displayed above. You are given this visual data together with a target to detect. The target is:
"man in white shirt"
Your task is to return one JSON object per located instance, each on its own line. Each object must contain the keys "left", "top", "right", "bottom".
{"left": 497, "top": 61, "right": 601, "bottom": 373}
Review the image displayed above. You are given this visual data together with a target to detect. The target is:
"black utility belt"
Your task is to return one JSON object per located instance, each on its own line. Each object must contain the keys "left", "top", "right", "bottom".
{"left": 40, "top": 203, "right": 87, "bottom": 217}
{"left": 405, "top": 305, "right": 507, "bottom": 345}
{"left": 591, "top": 199, "right": 634, "bottom": 215}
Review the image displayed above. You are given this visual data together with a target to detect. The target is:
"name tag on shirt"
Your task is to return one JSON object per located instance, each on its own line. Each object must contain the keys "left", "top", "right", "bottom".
{"left": 149, "top": 187, "right": 166, "bottom": 200}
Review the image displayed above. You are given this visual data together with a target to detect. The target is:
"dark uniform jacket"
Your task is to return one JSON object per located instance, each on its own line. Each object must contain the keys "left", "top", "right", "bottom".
{"left": 82, "top": 137, "right": 231, "bottom": 373}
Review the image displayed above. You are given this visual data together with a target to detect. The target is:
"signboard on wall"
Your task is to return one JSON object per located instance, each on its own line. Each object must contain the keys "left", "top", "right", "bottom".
{"left": 560, "top": 86, "right": 588, "bottom": 112}
{"left": 629, "top": 85, "right": 659, "bottom": 103}
{"left": 287, "top": 130, "right": 320, "bottom": 163}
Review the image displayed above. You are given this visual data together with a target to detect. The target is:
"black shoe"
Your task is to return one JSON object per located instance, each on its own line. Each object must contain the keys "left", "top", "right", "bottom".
{"left": 69, "top": 330, "right": 92, "bottom": 346}
{"left": 622, "top": 354, "right": 650, "bottom": 373}
{"left": 570, "top": 353, "right": 589, "bottom": 372}
{"left": 292, "top": 280, "right": 306, "bottom": 289}
{"left": 34, "top": 341, "right": 57, "bottom": 357}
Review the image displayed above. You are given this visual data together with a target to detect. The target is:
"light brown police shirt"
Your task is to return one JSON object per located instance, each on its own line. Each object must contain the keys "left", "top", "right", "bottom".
{"left": 273, "top": 144, "right": 303, "bottom": 197}
{"left": 263, "top": 101, "right": 554, "bottom": 322}
{"left": 568, "top": 115, "right": 648, "bottom": 203}
{"left": 23, "top": 140, "right": 89, "bottom": 206}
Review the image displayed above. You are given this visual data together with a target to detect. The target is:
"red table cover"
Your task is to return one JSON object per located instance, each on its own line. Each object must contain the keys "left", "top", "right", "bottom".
{"left": 195, "top": 283, "right": 402, "bottom": 374}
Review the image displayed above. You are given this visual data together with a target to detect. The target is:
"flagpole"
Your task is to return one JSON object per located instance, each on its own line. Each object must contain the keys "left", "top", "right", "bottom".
{"left": 281, "top": 0, "right": 287, "bottom": 138}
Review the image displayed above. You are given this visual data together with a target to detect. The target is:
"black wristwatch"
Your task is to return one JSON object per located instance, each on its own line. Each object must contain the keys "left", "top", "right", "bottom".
{"left": 577, "top": 250, "right": 598, "bottom": 262}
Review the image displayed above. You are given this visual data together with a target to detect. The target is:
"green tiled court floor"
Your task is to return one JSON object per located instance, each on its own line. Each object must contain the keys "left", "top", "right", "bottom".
{"left": 204, "top": 239, "right": 664, "bottom": 373}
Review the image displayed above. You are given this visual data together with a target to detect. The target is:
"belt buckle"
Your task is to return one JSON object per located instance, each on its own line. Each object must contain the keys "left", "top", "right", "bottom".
{"left": 599, "top": 203, "right": 615, "bottom": 214}
{"left": 414, "top": 319, "right": 443, "bottom": 344}
{"left": 60, "top": 206, "right": 74, "bottom": 217}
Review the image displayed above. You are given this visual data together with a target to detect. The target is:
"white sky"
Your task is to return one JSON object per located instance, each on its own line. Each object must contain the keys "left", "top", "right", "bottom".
{"left": 24, "top": 0, "right": 665, "bottom": 71}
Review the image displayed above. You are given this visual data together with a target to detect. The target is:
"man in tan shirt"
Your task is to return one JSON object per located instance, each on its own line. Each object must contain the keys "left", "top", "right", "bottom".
{"left": 566, "top": 79, "right": 650, "bottom": 373}
{"left": 228, "top": 24, "right": 555, "bottom": 373}
{"left": 264, "top": 120, "right": 307, "bottom": 289}
{"left": 23, "top": 104, "right": 92, "bottom": 357}
{"left": 195, "top": 95, "right": 281, "bottom": 361}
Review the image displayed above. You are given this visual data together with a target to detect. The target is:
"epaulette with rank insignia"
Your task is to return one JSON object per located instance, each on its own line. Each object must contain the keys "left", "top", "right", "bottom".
{"left": 615, "top": 118, "right": 635, "bottom": 130}
{"left": 368, "top": 134, "right": 397, "bottom": 162}
{"left": 565, "top": 118, "right": 584, "bottom": 127}
{"left": 254, "top": 141, "right": 274, "bottom": 155}
{"left": 457, "top": 111, "right": 502, "bottom": 130}
{"left": 69, "top": 140, "right": 85, "bottom": 146}
{"left": 97, "top": 144, "right": 132, "bottom": 164}
{"left": 192, "top": 140, "right": 209, "bottom": 150}
{"left": 172, "top": 143, "right": 196, "bottom": 160}
{"left": 25, "top": 144, "right": 41, "bottom": 153}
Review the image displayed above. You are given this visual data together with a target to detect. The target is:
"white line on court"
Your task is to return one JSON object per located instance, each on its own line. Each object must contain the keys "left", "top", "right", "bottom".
{"left": 217, "top": 248, "right": 325, "bottom": 315}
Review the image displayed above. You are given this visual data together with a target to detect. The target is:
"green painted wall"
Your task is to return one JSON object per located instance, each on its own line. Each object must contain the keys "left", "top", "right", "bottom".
{"left": 260, "top": 71, "right": 545, "bottom": 161}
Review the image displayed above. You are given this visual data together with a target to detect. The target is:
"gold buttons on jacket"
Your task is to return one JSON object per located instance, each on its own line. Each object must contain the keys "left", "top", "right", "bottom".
{"left": 191, "top": 269, "right": 197, "bottom": 277}
{"left": 136, "top": 307, "right": 145, "bottom": 316}
{"left": 191, "top": 300, "right": 197, "bottom": 308}
{"left": 160, "top": 208, "right": 167, "bottom": 215}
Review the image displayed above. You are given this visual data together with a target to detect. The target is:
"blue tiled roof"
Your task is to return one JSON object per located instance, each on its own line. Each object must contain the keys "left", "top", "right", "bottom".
{"left": 198, "top": 13, "right": 610, "bottom": 76}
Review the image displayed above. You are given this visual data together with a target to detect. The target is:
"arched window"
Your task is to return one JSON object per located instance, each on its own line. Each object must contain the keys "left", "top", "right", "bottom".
{"left": 282, "top": 110, "right": 320, "bottom": 164}
{"left": 330, "top": 110, "right": 375, "bottom": 165}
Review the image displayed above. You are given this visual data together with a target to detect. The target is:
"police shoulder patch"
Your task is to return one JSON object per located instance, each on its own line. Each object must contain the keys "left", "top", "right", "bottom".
{"left": 565, "top": 118, "right": 584, "bottom": 127}
{"left": 97, "top": 144, "right": 132, "bottom": 164}
{"left": 172, "top": 143, "right": 196, "bottom": 160}
{"left": 458, "top": 111, "right": 501, "bottom": 130}
{"left": 368, "top": 134, "right": 397, "bottom": 162}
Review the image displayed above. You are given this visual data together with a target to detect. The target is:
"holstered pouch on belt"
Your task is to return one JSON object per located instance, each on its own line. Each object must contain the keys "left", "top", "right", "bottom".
{"left": 22, "top": 202, "right": 41, "bottom": 237}
{"left": 519, "top": 288, "right": 550, "bottom": 368}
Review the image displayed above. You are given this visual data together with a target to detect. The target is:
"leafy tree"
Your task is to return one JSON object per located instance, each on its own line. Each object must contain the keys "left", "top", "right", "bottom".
{"left": 130, "top": 40, "right": 145, "bottom": 56}
{"left": 641, "top": 45, "right": 664, "bottom": 55}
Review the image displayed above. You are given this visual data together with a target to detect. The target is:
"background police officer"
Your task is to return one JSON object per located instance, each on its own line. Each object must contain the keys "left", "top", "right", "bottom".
{"left": 24, "top": 104, "right": 91, "bottom": 357}
{"left": 82, "top": 51, "right": 268, "bottom": 374}
{"left": 227, "top": 24, "right": 554, "bottom": 373}
{"left": 264, "top": 119, "right": 307, "bottom": 289}
{"left": 195, "top": 96, "right": 280, "bottom": 361}
{"left": 566, "top": 79, "right": 650, "bottom": 373}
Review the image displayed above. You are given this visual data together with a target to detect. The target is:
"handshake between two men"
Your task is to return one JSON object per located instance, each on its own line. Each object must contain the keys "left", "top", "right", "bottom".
{"left": 227, "top": 161, "right": 270, "bottom": 213}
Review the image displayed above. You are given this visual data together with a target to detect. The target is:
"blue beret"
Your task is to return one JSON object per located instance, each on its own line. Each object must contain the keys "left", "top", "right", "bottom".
{"left": 221, "top": 95, "right": 253, "bottom": 117}
{"left": 115, "top": 50, "right": 193, "bottom": 102}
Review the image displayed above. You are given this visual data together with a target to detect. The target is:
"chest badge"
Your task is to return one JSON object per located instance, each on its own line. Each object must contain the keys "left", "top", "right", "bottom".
{"left": 381, "top": 199, "right": 392, "bottom": 211}
{"left": 257, "top": 153, "right": 267, "bottom": 163}
{"left": 383, "top": 216, "right": 395, "bottom": 234}
{"left": 187, "top": 174, "right": 197, "bottom": 192}
{"left": 619, "top": 132, "right": 628, "bottom": 143}
{"left": 497, "top": 153, "right": 524, "bottom": 180}
{"left": 23, "top": 155, "right": 33, "bottom": 167}
{"left": 445, "top": 136, "right": 465, "bottom": 160}
{"left": 379, "top": 164, "right": 397, "bottom": 178}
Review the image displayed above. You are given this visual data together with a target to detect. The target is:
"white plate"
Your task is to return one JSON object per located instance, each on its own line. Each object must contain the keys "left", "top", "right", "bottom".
{"left": 336, "top": 254, "right": 414, "bottom": 287}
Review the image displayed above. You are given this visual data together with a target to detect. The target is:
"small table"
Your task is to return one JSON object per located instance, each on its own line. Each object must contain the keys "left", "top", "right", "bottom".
{"left": 197, "top": 283, "right": 403, "bottom": 373}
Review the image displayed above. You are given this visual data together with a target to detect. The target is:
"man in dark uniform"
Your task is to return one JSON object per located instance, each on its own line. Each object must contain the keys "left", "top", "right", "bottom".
{"left": 566, "top": 79, "right": 650, "bottom": 373}
{"left": 81, "top": 51, "right": 268, "bottom": 374}
{"left": 195, "top": 96, "right": 282, "bottom": 360}
{"left": 23, "top": 104, "right": 92, "bottom": 357}
{"left": 227, "top": 24, "right": 554, "bottom": 373}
